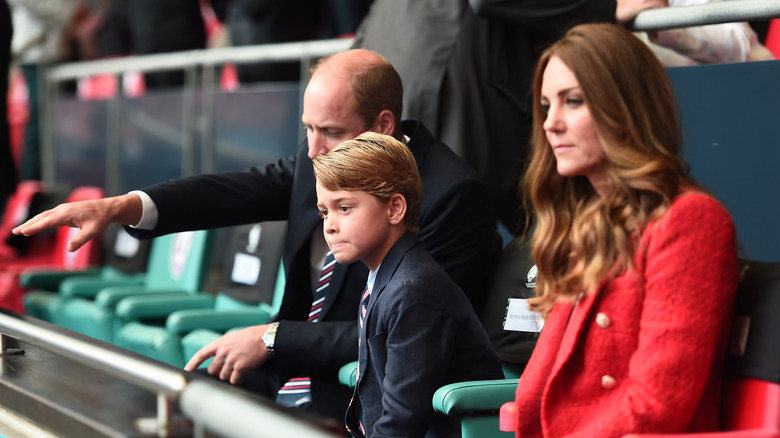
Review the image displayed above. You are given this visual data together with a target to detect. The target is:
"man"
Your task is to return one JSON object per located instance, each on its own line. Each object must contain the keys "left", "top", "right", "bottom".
{"left": 14, "top": 49, "right": 497, "bottom": 425}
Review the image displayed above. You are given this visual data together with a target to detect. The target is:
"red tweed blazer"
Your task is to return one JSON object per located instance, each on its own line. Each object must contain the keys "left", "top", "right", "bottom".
{"left": 514, "top": 192, "right": 739, "bottom": 438}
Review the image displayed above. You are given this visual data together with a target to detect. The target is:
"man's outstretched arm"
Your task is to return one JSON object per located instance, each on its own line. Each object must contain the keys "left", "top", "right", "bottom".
{"left": 12, "top": 193, "right": 143, "bottom": 251}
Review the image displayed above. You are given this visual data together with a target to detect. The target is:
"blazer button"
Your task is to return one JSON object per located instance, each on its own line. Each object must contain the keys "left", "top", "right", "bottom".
{"left": 595, "top": 312, "right": 611, "bottom": 328}
{"left": 601, "top": 375, "right": 616, "bottom": 389}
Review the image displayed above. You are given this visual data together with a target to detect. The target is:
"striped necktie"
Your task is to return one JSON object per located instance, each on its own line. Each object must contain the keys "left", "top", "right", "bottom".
{"left": 345, "top": 284, "right": 371, "bottom": 437}
{"left": 276, "top": 251, "right": 336, "bottom": 407}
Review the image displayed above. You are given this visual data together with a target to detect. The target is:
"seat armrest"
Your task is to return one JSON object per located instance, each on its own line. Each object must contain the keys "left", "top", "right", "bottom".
{"left": 95, "top": 286, "right": 189, "bottom": 308}
{"left": 339, "top": 361, "right": 359, "bottom": 388}
{"left": 165, "top": 308, "right": 273, "bottom": 335}
{"left": 433, "top": 379, "right": 520, "bottom": 415}
{"left": 19, "top": 268, "right": 101, "bottom": 289}
{"left": 116, "top": 294, "right": 215, "bottom": 321}
{"left": 61, "top": 277, "right": 146, "bottom": 298}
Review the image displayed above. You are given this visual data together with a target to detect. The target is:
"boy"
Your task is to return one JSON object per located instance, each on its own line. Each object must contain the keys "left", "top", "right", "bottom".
{"left": 312, "top": 132, "right": 503, "bottom": 437}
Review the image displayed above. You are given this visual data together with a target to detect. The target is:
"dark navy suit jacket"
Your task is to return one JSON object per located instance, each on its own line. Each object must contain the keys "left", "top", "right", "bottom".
{"left": 126, "top": 120, "right": 497, "bottom": 422}
{"left": 346, "top": 232, "right": 502, "bottom": 437}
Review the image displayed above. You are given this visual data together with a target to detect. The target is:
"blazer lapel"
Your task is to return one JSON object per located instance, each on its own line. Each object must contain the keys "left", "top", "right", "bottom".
{"left": 549, "top": 284, "right": 605, "bottom": 377}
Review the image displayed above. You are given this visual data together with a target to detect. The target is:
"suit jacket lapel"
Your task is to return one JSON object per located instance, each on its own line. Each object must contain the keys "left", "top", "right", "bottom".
{"left": 355, "top": 233, "right": 419, "bottom": 388}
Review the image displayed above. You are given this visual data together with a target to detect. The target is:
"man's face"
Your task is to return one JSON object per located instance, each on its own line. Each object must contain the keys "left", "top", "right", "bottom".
{"left": 302, "top": 72, "right": 369, "bottom": 159}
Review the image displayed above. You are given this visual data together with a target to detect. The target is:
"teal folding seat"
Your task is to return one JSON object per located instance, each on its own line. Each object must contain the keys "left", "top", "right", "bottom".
{"left": 114, "top": 221, "right": 287, "bottom": 367}
{"left": 23, "top": 224, "right": 152, "bottom": 324}
{"left": 56, "top": 229, "right": 214, "bottom": 343}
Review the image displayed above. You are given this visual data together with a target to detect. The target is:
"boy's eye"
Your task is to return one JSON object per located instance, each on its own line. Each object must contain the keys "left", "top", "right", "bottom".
{"left": 339, "top": 206, "right": 351, "bottom": 213}
{"left": 318, "top": 209, "right": 328, "bottom": 218}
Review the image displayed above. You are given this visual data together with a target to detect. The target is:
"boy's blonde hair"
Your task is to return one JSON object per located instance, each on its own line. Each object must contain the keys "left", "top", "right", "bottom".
{"left": 312, "top": 132, "right": 422, "bottom": 233}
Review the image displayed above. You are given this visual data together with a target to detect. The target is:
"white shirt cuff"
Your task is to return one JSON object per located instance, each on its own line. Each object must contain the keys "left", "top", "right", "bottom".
{"left": 127, "top": 190, "right": 158, "bottom": 230}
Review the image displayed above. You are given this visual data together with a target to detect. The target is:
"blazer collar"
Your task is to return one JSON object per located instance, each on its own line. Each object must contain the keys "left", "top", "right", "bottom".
{"left": 366, "top": 232, "right": 420, "bottom": 314}
{"left": 402, "top": 119, "right": 433, "bottom": 171}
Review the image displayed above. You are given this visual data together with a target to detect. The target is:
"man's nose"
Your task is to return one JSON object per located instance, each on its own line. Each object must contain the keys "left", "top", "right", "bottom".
{"left": 308, "top": 134, "right": 328, "bottom": 159}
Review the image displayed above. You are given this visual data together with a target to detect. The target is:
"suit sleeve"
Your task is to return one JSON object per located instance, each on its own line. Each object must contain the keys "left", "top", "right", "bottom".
{"left": 125, "top": 149, "right": 299, "bottom": 239}
{"left": 273, "top": 320, "right": 358, "bottom": 376}
{"left": 416, "top": 170, "right": 496, "bottom": 312}
{"left": 569, "top": 195, "right": 739, "bottom": 436}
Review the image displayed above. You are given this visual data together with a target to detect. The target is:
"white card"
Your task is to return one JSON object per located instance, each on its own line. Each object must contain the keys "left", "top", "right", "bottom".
{"left": 503, "top": 297, "right": 544, "bottom": 332}
{"left": 231, "top": 253, "right": 261, "bottom": 285}
{"left": 114, "top": 227, "right": 141, "bottom": 258}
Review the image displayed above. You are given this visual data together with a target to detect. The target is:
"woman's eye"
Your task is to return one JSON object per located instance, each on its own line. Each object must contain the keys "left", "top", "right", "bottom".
{"left": 566, "top": 97, "right": 584, "bottom": 107}
{"left": 540, "top": 104, "right": 550, "bottom": 115}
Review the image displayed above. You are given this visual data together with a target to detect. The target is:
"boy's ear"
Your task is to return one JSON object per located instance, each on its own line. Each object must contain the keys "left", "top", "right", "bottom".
{"left": 372, "top": 109, "right": 396, "bottom": 136}
{"left": 388, "top": 193, "right": 407, "bottom": 226}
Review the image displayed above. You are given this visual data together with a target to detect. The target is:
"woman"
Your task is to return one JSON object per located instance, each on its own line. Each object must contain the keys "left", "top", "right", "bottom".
{"left": 512, "top": 23, "right": 739, "bottom": 437}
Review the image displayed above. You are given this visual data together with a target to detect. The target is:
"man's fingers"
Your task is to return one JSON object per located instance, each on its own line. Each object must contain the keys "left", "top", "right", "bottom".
{"left": 184, "top": 347, "right": 212, "bottom": 372}
{"left": 12, "top": 209, "right": 59, "bottom": 236}
{"left": 65, "top": 230, "right": 92, "bottom": 252}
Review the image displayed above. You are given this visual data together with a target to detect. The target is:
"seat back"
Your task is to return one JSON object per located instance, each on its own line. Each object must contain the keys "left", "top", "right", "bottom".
{"left": 215, "top": 221, "right": 287, "bottom": 313}
{"left": 100, "top": 224, "right": 152, "bottom": 279}
{"left": 144, "top": 229, "right": 213, "bottom": 292}
{"left": 479, "top": 235, "right": 541, "bottom": 378}
{"left": 0, "top": 181, "right": 46, "bottom": 257}
{"left": 721, "top": 260, "right": 780, "bottom": 431}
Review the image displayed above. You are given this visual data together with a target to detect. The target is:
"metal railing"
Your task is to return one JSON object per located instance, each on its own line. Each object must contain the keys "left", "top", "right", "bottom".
{"left": 38, "top": 2, "right": 780, "bottom": 193}
{"left": 0, "top": 310, "right": 339, "bottom": 438}
{"left": 630, "top": 0, "right": 780, "bottom": 32}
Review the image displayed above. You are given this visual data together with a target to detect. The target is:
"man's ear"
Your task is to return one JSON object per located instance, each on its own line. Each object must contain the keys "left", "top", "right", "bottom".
{"left": 373, "top": 109, "right": 396, "bottom": 136}
{"left": 387, "top": 193, "right": 407, "bottom": 226}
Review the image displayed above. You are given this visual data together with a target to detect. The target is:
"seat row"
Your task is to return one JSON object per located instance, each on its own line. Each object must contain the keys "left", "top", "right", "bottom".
{"left": 2, "top": 181, "right": 779, "bottom": 437}
{"left": 1, "top": 181, "right": 289, "bottom": 368}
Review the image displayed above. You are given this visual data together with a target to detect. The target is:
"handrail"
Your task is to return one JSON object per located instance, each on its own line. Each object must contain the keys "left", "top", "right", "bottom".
{"left": 631, "top": 0, "right": 780, "bottom": 32}
{"left": 45, "top": 38, "right": 354, "bottom": 82}
{"left": 0, "top": 310, "right": 185, "bottom": 436}
{"left": 40, "top": 0, "right": 780, "bottom": 83}
{"left": 0, "top": 310, "right": 340, "bottom": 437}
{"left": 180, "top": 380, "right": 340, "bottom": 438}
{"left": 0, "top": 311, "right": 186, "bottom": 397}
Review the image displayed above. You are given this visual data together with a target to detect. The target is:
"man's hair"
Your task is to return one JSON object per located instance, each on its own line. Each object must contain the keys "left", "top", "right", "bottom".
{"left": 311, "top": 50, "right": 403, "bottom": 136}
{"left": 312, "top": 132, "right": 421, "bottom": 233}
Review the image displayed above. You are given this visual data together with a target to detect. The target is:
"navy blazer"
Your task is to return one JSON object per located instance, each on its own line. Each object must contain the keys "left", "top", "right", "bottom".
{"left": 126, "top": 120, "right": 497, "bottom": 420}
{"left": 346, "top": 233, "right": 502, "bottom": 437}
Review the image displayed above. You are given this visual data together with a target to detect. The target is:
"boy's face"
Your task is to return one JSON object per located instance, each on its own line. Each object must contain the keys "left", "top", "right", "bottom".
{"left": 315, "top": 182, "right": 396, "bottom": 272}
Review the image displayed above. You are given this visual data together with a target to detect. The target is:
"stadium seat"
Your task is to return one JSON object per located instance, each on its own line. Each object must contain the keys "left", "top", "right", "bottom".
{"left": 114, "top": 221, "right": 286, "bottom": 367}
{"left": 500, "top": 260, "right": 780, "bottom": 438}
{"left": 23, "top": 223, "right": 152, "bottom": 324}
{"left": 56, "top": 229, "right": 213, "bottom": 344}
{"left": 0, "top": 180, "right": 46, "bottom": 259}
{"left": 116, "top": 221, "right": 287, "bottom": 367}
{"left": 0, "top": 186, "right": 104, "bottom": 312}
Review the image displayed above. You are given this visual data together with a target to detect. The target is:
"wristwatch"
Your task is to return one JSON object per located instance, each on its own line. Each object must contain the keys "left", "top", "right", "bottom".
{"left": 262, "top": 322, "right": 279, "bottom": 357}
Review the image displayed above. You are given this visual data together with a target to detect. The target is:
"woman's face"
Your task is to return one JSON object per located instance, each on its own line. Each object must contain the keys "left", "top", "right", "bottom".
{"left": 540, "top": 56, "right": 608, "bottom": 196}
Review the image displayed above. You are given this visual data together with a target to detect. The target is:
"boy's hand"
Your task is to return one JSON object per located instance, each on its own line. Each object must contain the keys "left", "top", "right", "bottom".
{"left": 184, "top": 324, "right": 271, "bottom": 384}
{"left": 12, "top": 194, "right": 143, "bottom": 252}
